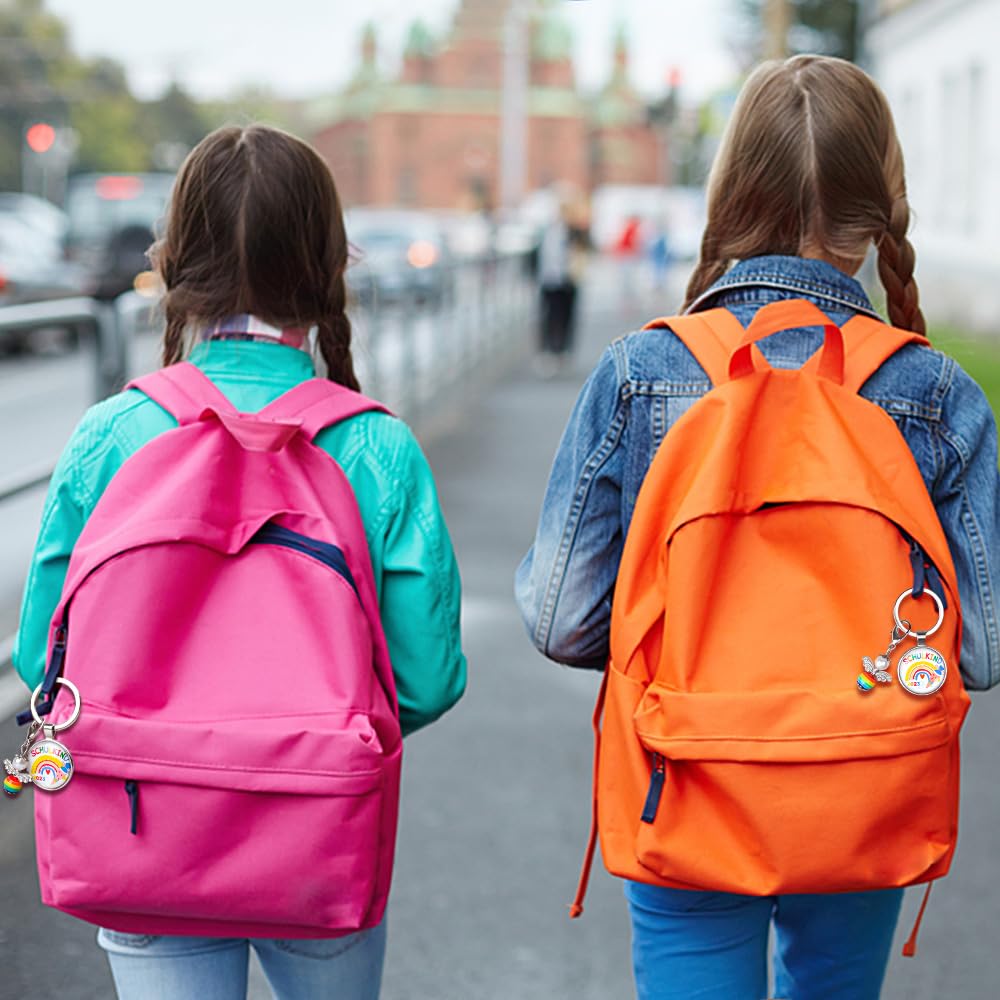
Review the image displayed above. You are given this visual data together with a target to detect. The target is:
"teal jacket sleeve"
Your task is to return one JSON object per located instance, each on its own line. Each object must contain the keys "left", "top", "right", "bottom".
{"left": 371, "top": 426, "right": 467, "bottom": 735}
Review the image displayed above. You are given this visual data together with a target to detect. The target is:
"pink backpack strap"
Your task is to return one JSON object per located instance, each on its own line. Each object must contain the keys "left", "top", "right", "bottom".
{"left": 258, "top": 379, "right": 391, "bottom": 439}
{"left": 128, "top": 363, "right": 237, "bottom": 425}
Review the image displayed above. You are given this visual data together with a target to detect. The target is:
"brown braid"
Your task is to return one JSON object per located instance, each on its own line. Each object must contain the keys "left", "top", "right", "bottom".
{"left": 876, "top": 198, "right": 926, "bottom": 336}
{"left": 161, "top": 304, "right": 187, "bottom": 367}
{"left": 317, "top": 312, "right": 360, "bottom": 392}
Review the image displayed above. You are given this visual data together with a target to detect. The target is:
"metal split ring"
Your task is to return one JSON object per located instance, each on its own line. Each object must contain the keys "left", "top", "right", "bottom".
{"left": 893, "top": 588, "right": 945, "bottom": 640}
{"left": 30, "top": 677, "right": 81, "bottom": 730}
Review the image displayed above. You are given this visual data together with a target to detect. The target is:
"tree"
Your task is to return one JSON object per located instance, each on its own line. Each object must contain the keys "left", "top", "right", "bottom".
{"left": 142, "top": 83, "right": 210, "bottom": 152}
{"left": 0, "top": 0, "right": 74, "bottom": 187}
{"left": 733, "top": 0, "right": 860, "bottom": 68}
{"left": 61, "top": 58, "right": 149, "bottom": 174}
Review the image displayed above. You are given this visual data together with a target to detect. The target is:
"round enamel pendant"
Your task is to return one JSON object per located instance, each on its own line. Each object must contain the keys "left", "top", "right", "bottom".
{"left": 28, "top": 738, "right": 74, "bottom": 791}
{"left": 897, "top": 645, "right": 948, "bottom": 696}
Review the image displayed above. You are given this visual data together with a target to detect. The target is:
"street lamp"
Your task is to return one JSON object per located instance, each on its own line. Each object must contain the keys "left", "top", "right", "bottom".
{"left": 500, "top": 0, "right": 529, "bottom": 216}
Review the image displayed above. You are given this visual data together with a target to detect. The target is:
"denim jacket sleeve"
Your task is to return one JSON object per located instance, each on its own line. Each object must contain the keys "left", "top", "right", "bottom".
{"left": 931, "top": 359, "right": 1000, "bottom": 690}
{"left": 514, "top": 345, "right": 626, "bottom": 668}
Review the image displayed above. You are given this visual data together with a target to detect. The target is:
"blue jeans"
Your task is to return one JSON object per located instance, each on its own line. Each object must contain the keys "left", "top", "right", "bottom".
{"left": 97, "top": 922, "right": 386, "bottom": 1000}
{"left": 625, "top": 882, "right": 904, "bottom": 1000}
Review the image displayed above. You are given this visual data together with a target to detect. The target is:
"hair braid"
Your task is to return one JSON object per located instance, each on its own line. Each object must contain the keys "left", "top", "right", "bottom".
{"left": 317, "top": 270, "right": 360, "bottom": 391}
{"left": 160, "top": 302, "right": 187, "bottom": 367}
{"left": 876, "top": 197, "right": 926, "bottom": 336}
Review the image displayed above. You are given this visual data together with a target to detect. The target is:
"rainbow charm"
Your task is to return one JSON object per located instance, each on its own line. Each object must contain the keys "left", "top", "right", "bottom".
{"left": 3, "top": 774, "right": 22, "bottom": 797}
{"left": 897, "top": 644, "right": 947, "bottom": 696}
{"left": 857, "top": 655, "right": 892, "bottom": 693}
{"left": 27, "top": 738, "right": 74, "bottom": 791}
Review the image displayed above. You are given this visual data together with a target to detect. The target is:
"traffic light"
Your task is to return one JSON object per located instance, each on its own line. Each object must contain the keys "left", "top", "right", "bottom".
{"left": 25, "top": 122, "right": 56, "bottom": 154}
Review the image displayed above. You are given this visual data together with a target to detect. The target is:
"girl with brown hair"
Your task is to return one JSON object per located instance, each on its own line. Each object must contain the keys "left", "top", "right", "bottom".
{"left": 14, "top": 124, "right": 466, "bottom": 999}
{"left": 516, "top": 55, "right": 1000, "bottom": 999}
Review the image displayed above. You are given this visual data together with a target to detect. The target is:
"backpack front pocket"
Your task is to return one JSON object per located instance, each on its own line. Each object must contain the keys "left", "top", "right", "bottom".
{"left": 631, "top": 685, "right": 962, "bottom": 895}
{"left": 35, "top": 709, "right": 399, "bottom": 934}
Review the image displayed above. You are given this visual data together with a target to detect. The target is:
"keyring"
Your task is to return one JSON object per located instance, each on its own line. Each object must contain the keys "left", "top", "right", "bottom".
{"left": 892, "top": 588, "right": 945, "bottom": 640}
{"left": 30, "top": 678, "right": 81, "bottom": 730}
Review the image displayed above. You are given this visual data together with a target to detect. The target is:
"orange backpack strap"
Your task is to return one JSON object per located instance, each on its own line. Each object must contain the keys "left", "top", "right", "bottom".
{"left": 837, "top": 315, "right": 930, "bottom": 393}
{"left": 644, "top": 309, "right": 752, "bottom": 387}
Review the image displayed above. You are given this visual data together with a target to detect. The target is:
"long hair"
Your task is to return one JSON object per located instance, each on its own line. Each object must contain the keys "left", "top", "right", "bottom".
{"left": 683, "top": 55, "right": 925, "bottom": 335}
{"left": 151, "top": 124, "right": 360, "bottom": 388}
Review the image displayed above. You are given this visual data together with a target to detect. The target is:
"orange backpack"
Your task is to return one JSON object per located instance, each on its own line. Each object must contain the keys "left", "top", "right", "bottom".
{"left": 571, "top": 300, "right": 970, "bottom": 953}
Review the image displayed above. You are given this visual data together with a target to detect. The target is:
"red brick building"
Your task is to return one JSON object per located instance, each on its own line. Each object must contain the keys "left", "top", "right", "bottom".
{"left": 311, "top": 0, "right": 666, "bottom": 211}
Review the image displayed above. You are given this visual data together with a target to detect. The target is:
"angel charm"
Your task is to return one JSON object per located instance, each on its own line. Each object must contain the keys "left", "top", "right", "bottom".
{"left": 857, "top": 655, "right": 893, "bottom": 692}
{"left": 4, "top": 721, "right": 41, "bottom": 797}
{"left": 4, "top": 756, "right": 32, "bottom": 796}
{"left": 856, "top": 621, "right": 909, "bottom": 694}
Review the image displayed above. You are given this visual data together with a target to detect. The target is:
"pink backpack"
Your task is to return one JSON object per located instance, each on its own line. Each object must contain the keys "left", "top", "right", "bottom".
{"left": 32, "top": 363, "right": 401, "bottom": 938}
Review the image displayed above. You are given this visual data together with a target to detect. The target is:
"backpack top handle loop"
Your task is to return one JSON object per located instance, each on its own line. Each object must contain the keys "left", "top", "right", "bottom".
{"left": 128, "top": 363, "right": 239, "bottom": 426}
{"left": 728, "top": 298, "right": 845, "bottom": 385}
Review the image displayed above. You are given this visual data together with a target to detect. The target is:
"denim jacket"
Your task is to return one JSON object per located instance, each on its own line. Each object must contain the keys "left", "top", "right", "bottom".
{"left": 515, "top": 255, "right": 1000, "bottom": 690}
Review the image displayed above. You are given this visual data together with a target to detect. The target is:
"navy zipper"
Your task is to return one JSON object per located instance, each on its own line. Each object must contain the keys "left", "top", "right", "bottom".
{"left": 124, "top": 780, "right": 140, "bottom": 835}
{"left": 17, "top": 612, "right": 68, "bottom": 726}
{"left": 250, "top": 523, "right": 359, "bottom": 599}
{"left": 905, "top": 535, "right": 947, "bottom": 608}
{"left": 640, "top": 753, "right": 666, "bottom": 824}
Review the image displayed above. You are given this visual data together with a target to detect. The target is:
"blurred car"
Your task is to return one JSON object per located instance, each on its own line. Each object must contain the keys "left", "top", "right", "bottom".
{"left": 0, "top": 213, "right": 86, "bottom": 352}
{"left": 64, "top": 172, "right": 174, "bottom": 300}
{"left": 345, "top": 209, "right": 452, "bottom": 307}
{"left": 0, "top": 192, "right": 69, "bottom": 255}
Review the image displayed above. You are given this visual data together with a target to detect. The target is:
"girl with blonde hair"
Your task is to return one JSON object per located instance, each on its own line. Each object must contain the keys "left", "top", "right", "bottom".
{"left": 516, "top": 55, "right": 1000, "bottom": 999}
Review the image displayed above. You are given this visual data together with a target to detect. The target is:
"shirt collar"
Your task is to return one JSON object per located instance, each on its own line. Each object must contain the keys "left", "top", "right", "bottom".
{"left": 688, "top": 255, "right": 880, "bottom": 318}
{"left": 201, "top": 314, "right": 310, "bottom": 350}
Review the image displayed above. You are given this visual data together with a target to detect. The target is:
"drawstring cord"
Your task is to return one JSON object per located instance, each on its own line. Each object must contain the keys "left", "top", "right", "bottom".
{"left": 569, "top": 668, "right": 608, "bottom": 918}
{"left": 902, "top": 882, "right": 934, "bottom": 957}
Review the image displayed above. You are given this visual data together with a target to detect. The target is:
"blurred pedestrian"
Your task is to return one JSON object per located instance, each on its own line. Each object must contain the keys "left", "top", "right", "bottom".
{"left": 516, "top": 55, "right": 1000, "bottom": 1000}
{"left": 613, "top": 213, "right": 644, "bottom": 307}
{"left": 13, "top": 124, "right": 466, "bottom": 1000}
{"left": 536, "top": 197, "right": 588, "bottom": 375}
{"left": 647, "top": 216, "right": 672, "bottom": 290}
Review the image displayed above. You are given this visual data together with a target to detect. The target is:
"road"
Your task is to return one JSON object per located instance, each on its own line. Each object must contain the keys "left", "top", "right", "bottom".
{"left": 1, "top": 262, "right": 999, "bottom": 999}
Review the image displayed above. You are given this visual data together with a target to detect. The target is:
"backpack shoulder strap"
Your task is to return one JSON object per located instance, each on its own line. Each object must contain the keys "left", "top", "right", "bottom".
{"left": 839, "top": 315, "right": 930, "bottom": 393}
{"left": 127, "top": 363, "right": 237, "bottom": 425}
{"left": 258, "top": 379, "right": 392, "bottom": 439}
{"left": 644, "top": 308, "right": 755, "bottom": 386}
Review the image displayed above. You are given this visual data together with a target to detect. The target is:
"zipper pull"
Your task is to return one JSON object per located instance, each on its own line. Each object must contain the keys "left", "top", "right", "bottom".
{"left": 124, "top": 780, "right": 140, "bottom": 835}
{"left": 908, "top": 540, "right": 926, "bottom": 597}
{"left": 16, "top": 623, "right": 68, "bottom": 726}
{"left": 640, "top": 752, "right": 666, "bottom": 824}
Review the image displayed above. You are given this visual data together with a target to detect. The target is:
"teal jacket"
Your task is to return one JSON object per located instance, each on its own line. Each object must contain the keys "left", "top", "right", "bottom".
{"left": 13, "top": 339, "right": 467, "bottom": 736}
